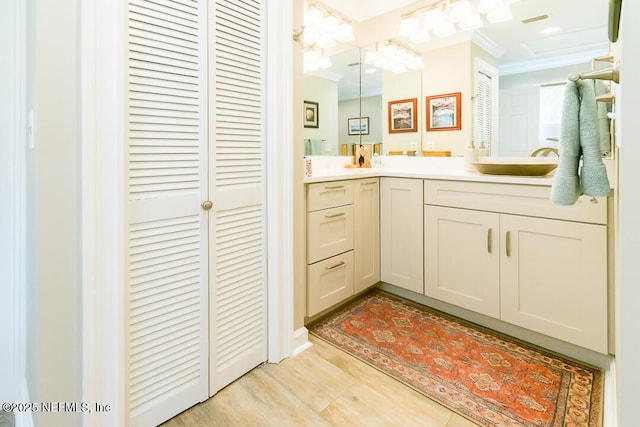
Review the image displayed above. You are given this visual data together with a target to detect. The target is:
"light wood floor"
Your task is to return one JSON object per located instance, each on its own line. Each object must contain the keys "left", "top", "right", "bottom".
{"left": 161, "top": 335, "right": 478, "bottom": 427}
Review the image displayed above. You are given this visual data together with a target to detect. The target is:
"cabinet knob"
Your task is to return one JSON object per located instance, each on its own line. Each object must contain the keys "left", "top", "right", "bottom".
{"left": 201, "top": 200, "right": 213, "bottom": 211}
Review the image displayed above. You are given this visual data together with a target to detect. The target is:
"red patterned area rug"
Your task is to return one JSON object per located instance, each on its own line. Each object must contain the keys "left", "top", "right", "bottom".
{"left": 309, "top": 290, "right": 603, "bottom": 427}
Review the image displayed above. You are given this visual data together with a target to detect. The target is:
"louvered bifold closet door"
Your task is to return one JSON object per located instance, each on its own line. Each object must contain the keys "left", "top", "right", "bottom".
{"left": 209, "top": 0, "right": 267, "bottom": 394}
{"left": 126, "top": 0, "right": 208, "bottom": 425}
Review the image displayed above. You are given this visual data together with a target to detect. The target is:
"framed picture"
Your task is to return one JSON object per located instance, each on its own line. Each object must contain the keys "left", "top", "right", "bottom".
{"left": 347, "top": 117, "right": 370, "bottom": 135}
{"left": 388, "top": 98, "right": 417, "bottom": 133}
{"left": 303, "top": 100, "right": 319, "bottom": 128}
{"left": 426, "top": 92, "right": 461, "bottom": 131}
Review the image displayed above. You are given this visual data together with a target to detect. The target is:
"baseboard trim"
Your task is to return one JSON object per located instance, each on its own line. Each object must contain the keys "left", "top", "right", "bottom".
{"left": 603, "top": 357, "right": 617, "bottom": 427}
{"left": 292, "top": 327, "right": 312, "bottom": 356}
{"left": 15, "top": 377, "right": 33, "bottom": 427}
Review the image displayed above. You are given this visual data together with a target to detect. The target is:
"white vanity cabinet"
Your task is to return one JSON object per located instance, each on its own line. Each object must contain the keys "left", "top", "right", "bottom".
{"left": 306, "top": 181, "right": 355, "bottom": 316}
{"left": 424, "top": 180, "right": 609, "bottom": 353}
{"left": 380, "top": 178, "right": 423, "bottom": 293}
{"left": 306, "top": 178, "right": 381, "bottom": 316}
{"left": 354, "top": 178, "right": 380, "bottom": 293}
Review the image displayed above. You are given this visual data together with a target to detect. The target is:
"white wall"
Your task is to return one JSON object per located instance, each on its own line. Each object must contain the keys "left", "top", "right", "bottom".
{"left": 616, "top": 0, "right": 640, "bottom": 424}
{"left": 0, "top": 0, "right": 18, "bottom": 406}
{"left": 422, "top": 42, "right": 473, "bottom": 155}
{"left": 25, "top": 0, "right": 83, "bottom": 425}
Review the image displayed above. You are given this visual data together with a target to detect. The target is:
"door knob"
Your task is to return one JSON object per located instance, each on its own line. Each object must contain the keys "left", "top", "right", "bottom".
{"left": 201, "top": 200, "right": 213, "bottom": 211}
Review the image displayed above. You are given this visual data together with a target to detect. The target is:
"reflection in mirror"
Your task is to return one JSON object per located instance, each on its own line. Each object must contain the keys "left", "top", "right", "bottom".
{"left": 303, "top": 48, "right": 366, "bottom": 156}
{"left": 304, "top": 45, "right": 426, "bottom": 157}
{"left": 499, "top": 61, "right": 612, "bottom": 158}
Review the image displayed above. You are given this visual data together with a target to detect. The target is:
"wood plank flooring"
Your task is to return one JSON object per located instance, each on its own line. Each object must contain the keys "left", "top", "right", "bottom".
{"left": 161, "top": 335, "right": 478, "bottom": 427}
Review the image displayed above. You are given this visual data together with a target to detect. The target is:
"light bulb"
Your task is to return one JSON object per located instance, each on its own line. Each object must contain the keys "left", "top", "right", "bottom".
{"left": 424, "top": 7, "right": 445, "bottom": 30}
{"left": 323, "top": 15, "right": 340, "bottom": 36}
{"left": 433, "top": 21, "right": 456, "bottom": 37}
{"left": 409, "top": 29, "right": 431, "bottom": 44}
{"left": 450, "top": 0, "right": 472, "bottom": 22}
{"left": 335, "top": 22, "right": 354, "bottom": 42}
{"left": 459, "top": 13, "right": 483, "bottom": 31}
{"left": 316, "top": 33, "right": 336, "bottom": 49}
{"left": 478, "top": 0, "right": 502, "bottom": 14}
{"left": 305, "top": 6, "right": 323, "bottom": 26}
{"left": 399, "top": 16, "right": 419, "bottom": 37}
{"left": 302, "top": 27, "right": 319, "bottom": 45}
{"left": 318, "top": 55, "right": 332, "bottom": 69}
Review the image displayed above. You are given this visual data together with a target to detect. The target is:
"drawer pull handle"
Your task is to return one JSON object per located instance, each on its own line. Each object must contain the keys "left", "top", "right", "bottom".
{"left": 324, "top": 185, "right": 345, "bottom": 190}
{"left": 361, "top": 181, "right": 377, "bottom": 186}
{"left": 506, "top": 231, "right": 511, "bottom": 257}
{"left": 487, "top": 228, "right": 492, "bottom": 253}
{"left": 325, "top": 261, "right": 345, "bottom": 270}
{"left": 324, "top": 213, "right": 345, "bottom": 219}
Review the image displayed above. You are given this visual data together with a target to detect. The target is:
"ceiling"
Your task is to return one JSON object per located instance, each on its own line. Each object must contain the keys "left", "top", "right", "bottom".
{"left": 318, "top": 0, "right": 610, "bottom": 72}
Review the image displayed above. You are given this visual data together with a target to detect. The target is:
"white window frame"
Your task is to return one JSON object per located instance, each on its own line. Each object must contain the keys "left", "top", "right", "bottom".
{"left": 473, "top": 58, "right": 499, "bottom": 155}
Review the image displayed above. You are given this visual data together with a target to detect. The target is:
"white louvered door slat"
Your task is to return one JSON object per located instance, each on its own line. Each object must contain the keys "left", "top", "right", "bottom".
{"left": 126, "top": 0, "right": 208, "bottom": 425}
{"left": 209, "top": 0, "right": 267, "bottom": 394}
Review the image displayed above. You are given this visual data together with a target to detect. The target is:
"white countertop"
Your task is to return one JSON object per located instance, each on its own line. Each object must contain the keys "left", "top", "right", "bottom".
{"left": 303, "top": 156, "right": 556, "bottom": 186}
{"left": 303, "top": 155, "right": 616, "bottom": 188}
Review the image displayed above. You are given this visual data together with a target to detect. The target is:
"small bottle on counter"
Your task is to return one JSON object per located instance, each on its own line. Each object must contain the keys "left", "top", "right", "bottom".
{"left": 304, "top": 156, "right": 312, "bottom": 177}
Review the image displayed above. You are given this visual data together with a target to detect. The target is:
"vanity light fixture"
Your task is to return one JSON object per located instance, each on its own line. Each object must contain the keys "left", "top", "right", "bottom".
{"left": 301, "top": 1, "right": 354, "bottom": 74}
{"left": 399, "top": 0, "right": 516, "bottom": 43}
{"left": 303, "top": 1, "right": 355, "bottom": 47}
{"left": 364, "top": 40, "right": 425, "bottom": 74}
{"left": 303, "top": 47, "right": 332, "bottom": 73}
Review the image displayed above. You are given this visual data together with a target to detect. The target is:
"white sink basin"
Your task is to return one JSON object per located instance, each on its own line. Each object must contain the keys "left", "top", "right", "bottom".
{"left": 472, "top": 157, "right": 558, "bottom": 176}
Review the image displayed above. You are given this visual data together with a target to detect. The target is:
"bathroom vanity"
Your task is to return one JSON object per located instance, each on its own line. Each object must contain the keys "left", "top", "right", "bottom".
{"left": 304, "top": 156, "right": 613, "bottom": 355}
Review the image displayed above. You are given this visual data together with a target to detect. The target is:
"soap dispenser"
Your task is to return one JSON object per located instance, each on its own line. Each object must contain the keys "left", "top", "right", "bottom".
{"left": 465, "top": 142, "right": 479, "bottom": 171}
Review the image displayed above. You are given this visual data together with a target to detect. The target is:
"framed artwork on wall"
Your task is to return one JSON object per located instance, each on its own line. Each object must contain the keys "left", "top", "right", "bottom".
{"left": 388, "top": 98, "right": 418, "bottom": 133}
{"left": 426, "top": 92, "right": 461, "bottom": 131}
{"left": 347, "top": 117, "right": 370, "bottom": 135}
{"left": 304, "top": 100, "right": 319, "bottom": 128}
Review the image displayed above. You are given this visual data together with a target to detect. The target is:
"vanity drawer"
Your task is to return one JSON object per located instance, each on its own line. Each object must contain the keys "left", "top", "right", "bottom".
{"left": 424, "top": 180, "right": 607, "bottom": 224}
{"left": 307, "top": 205, "right": 354, "bottom": 263}
{"left": 307, "top": 251, "right": 354, "bottom": 316}
{"left": 307, "top": 181, "right": 354, "bottom": 212}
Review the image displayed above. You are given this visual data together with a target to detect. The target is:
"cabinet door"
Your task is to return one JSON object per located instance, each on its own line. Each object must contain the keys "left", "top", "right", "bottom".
{"left": 500, "top": 214, "right": 608, "bottom": 353}
{"left": 354, "top": 178, "right": 380, "bottom": 293}
{"left": 307, "top": 251, "right": 354, "bottom": 316}
{"left": 424, "top": 206, "right": 500, "bottom": 318}
{"left": 380, "top": 178, "right": 423, "bottom": 293}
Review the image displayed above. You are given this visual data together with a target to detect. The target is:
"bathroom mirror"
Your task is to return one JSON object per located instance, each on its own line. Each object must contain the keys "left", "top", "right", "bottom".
{"left": 303, "top": 0, "right": 611, "bottom": 158}
{"left": 303, "top": 47, "right": 363, "bottom": 156}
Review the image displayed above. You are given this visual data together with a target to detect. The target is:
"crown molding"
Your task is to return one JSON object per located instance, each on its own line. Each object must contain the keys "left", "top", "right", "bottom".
{"left": 471, "top": 30, "right": 506, "bottom": 58}
{"left": 499, "top": 47, "right": 610, "bottom": 75}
